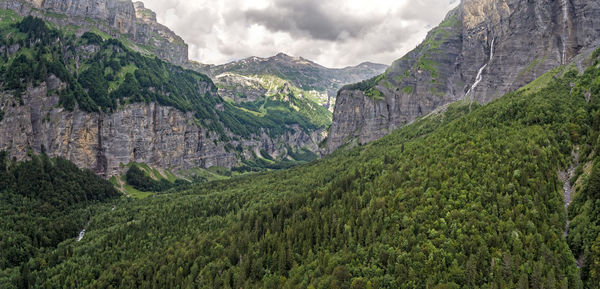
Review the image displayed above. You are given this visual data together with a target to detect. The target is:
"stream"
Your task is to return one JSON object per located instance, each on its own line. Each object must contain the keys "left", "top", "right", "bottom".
{"left": 76, "top": 206, "right": 116, "bottom": 242}
{"left": 77, "top": 228, "right": 86, "bottom": 242}
{"left": 559, "top": 164, "right": 576, "bottom": 237}
{"left": 77, "top": 220, "right": 90, "bottom": 242}
{"left": 559, "top": 151, "right": 581, "bottom": 267}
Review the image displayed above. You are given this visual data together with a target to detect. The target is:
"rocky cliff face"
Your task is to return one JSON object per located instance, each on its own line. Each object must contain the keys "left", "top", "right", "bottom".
{"left": 0, "top": 76, "right": 325, "bottom": 177}
{"left": 0, "top": 0, "right": 188, "bottom": 65}
{"left": 133, "top": 1, "right": 188, "bottom": 66}
{"left": 327, "top": 0, "right": 600, "bottom": 153}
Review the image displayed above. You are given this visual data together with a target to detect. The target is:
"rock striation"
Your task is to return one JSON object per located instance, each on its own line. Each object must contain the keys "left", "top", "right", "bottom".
{"left": 0, "top": 76, "right": 325, "bottom": 177}
{"left": 0, "top": 0, "right": 188, "bottom": 65}
{"left": 326, "top": 0, "right": 600, "bottom": 153}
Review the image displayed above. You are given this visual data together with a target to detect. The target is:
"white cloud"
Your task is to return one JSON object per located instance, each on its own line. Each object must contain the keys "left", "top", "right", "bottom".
{"left": 139, "top": 0, "right": 459, "bottom": 68}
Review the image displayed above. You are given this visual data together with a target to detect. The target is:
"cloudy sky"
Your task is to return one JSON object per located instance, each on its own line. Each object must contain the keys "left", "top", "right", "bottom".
{"left": 140, "top": 0, "right": 459, "bottom": 68}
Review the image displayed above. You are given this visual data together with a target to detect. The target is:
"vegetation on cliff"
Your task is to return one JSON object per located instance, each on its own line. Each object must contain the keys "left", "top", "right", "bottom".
{"left": 0, "top": 13, "right": 331, "bottom": 142}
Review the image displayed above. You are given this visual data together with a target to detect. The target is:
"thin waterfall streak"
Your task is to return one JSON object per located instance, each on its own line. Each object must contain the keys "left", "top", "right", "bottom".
{"left": 77, "top": 229, "right": 86, "bottom": 242}
{"left": 560, "top": 0, "right": 569, "bottom": 64}
{"left": 466, "top": 38, "right": 495, "bottom": 99}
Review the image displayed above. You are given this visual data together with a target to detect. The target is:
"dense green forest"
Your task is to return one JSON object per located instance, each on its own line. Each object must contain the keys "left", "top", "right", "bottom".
{"left": 0, "top": 12, "right": 331, "bottom": 141}
{"left": 3, "top": 7, "right": 600, "bottom": 289}
{"left": 565, "top": 52, "right": 600, "bottom": 288}
{"left": 1, "top": 50, "right": 598, "bottom": 288}
{"left": 0, "top": 152, "right": 119, "bottom": 288}
{"left": 125, "top": 164, "right": 191, "bottom": 192}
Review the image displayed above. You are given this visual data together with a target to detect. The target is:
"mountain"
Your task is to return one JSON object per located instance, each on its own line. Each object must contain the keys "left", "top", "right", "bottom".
{"left": 0, "top": 0, "right": 386, "bottom": 179}
{"left": 326, "top": 0, "right": 600, "bottom": 153}
{"left": 0, "top": 13, "right": 328, "bottom": 178}
{"left": 200, "top": 53, "right": 387, "bottom": 110}
{"left": 0, "top": 0, "right": 189, "bottom": 65}
{"left": 4, "top": 0, "right": 600, "bottom": 288}
{"left": 3, "top": 48, "right": 600, "bottom": 288}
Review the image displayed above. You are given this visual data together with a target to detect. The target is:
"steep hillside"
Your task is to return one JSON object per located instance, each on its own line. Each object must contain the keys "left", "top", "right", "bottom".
{"left": 0, "top": 14, "right": 328, "bottom": 177}
{"left": 326, "top": 0, "right": 600, "bottom": 153}
{"left": 0, "top": 152, "right": 119, "bottom": 282}
{"left": 4, "top": 48, "right": 600, "bottom": 289}
{"left": 202, "top": 53, "right": 387, "bottom": 110}
{"left": 0, "top": 0, "right": 188, "bottom": 65}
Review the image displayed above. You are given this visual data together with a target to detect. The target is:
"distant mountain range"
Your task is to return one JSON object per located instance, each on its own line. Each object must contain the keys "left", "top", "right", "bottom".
{"left": 197, "top": 53, "right": 387, "bottom": 109}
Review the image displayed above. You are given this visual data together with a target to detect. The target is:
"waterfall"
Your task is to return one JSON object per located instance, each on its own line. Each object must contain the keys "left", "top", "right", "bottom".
{"left": 77, "top": 220, "right": 90, "bottom": 242}
{"left": 560, "top": 0, "right": 569, "bottom": 64}
{"left": 77, "top": 229, "right": 86, "bottom": 242}
{"left": 465, "top": 38, "right": 495, "bottom": 99}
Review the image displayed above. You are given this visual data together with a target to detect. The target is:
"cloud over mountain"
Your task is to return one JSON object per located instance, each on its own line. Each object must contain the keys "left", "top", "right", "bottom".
{"left": 140, "top": 0, "right": 459, "bottom": 67}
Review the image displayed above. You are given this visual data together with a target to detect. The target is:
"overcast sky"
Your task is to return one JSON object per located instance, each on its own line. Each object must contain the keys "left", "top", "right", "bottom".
{"left": 140, "top": 0, "right": 459, "bottom": 68}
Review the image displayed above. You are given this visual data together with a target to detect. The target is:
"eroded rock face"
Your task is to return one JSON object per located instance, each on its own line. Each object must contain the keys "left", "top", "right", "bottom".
{"left": 1, "top": 0, "right": 188, "bottom": 65}
{"left": 0, "top": 76, "right": 325, "bottom": 177}
{"left": 327, "top": 0, "right": 600, "bottom": 153}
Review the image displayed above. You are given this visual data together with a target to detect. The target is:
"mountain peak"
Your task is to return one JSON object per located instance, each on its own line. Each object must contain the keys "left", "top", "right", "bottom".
{"left": 274, "top": 52, "right": 292, "bottom": 58}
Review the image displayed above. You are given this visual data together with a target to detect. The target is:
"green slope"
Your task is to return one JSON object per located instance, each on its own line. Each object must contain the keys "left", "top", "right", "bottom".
{"left": 0, "top": 152, "right": 119, "bottom": 287}
{"left": 3, "top": 50, "right": 599, "bottom": 289}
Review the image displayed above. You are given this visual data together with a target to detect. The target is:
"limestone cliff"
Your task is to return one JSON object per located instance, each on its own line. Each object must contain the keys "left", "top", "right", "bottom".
{"left": 0, "top": 0, "right": 188, "bottom": 65}
{"left": 326, "top": 0, "right": 600, "bottom": 152}
{"left": 0, "top": 76, "right": 325, "bottom": 177}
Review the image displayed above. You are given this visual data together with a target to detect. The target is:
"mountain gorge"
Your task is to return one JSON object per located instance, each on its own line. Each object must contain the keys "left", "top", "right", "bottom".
{"left": 326, "top": 0, "right": 600, "bottom": 152}
{"left": 4, "top": 48, "right": 600, "bottom": 289}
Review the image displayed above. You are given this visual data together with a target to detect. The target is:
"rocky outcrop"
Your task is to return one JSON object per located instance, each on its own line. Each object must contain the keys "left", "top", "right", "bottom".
{"left": 0, "top": 0, "right": 188, "bottom": 65}
{"left": 0, "top": 76, "right": 326, "bottom": 177}
{"left": 215, "top": 73, "right": 269, "bottom": 103}
{"left": 327, "top": 0, "right": 600, "bottom": 153}
{"left": 133, "top": 1, "right": 188, "bottom": 66}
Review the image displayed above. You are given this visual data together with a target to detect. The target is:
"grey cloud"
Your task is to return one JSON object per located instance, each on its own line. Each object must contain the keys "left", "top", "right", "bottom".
{"left": 141, "top": 0, "right": 458, "bottom": 67}
{"left": 243, "top": 0, "right": 379, "bottom": 41}
{"left": 399, "top": 0, "right": 459, "bottom": 22}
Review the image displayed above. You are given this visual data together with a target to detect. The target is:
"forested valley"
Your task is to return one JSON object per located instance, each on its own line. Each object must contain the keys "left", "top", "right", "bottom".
{"left": 1, "top": 48, "right": 600, "bottom": 288}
